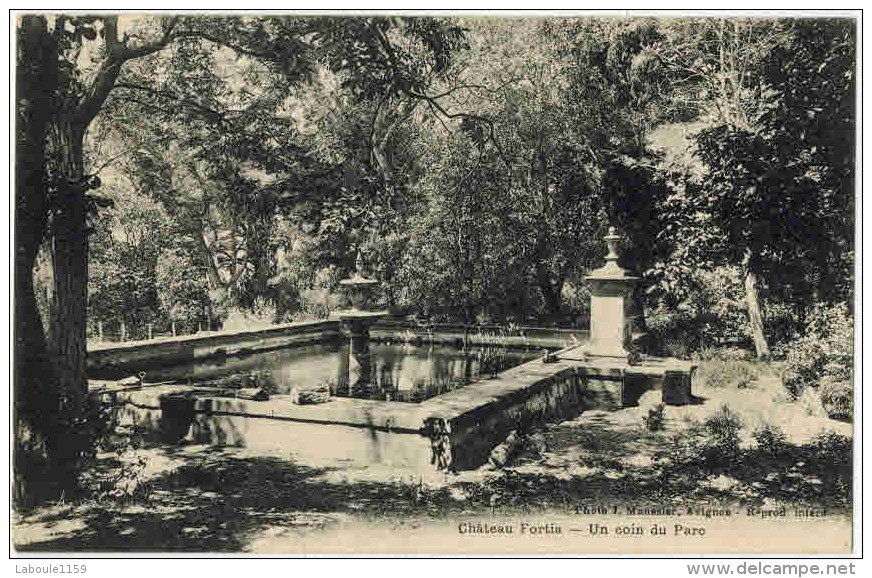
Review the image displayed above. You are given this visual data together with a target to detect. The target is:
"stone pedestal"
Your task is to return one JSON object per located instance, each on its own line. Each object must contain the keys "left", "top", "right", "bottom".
{"left": 585, "top": 228, "right": 638, "bottom": 360}
{"left": 345, "top": 318, "right": 373, "bottom": 395}
{"left": 555, "top": 225, "right": 699, "bottom": 410}
{"left": 583, "top": 374, "right": 625, "bottom": 411}
{"left": 334, "top": 312, "right": 387, "bottom": 397}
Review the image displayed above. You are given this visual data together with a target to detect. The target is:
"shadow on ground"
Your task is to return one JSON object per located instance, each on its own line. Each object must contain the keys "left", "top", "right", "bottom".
{"left": 15, "top": 445, "right": 461, "bottom": 552}
{"left": 14, "top": 408, "right": 852, "bottom": 552}
{"left": 479, "top": 415, "right": 853, "bottom": 514}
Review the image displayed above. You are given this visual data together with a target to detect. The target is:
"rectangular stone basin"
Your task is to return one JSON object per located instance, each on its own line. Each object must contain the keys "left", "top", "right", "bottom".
{"left": 99, "top": 346, "right": 695, "bottom": 473}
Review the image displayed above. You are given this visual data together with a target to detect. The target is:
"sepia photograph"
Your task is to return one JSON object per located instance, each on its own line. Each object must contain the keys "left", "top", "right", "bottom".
{"left": 10, "top": 9, "right": 860, "bottom": 557}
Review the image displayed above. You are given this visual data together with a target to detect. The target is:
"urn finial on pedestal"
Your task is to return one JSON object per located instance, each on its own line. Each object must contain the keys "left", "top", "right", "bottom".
{"left": 604, "top": 226, "right": 620, "bottom": 268}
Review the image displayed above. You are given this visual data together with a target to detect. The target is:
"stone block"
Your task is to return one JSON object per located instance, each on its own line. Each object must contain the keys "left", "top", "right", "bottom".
{"left": 583, "top": 376, "right": 624, "bottom": 410}
{"left": 159, "top": 394, "right": 196, "bottom": 443}
{"left": 622, "top": 374, "right": 651, "bottom": 406}
{"left": 662, "top": 369, "right": 693, "bottom": 405}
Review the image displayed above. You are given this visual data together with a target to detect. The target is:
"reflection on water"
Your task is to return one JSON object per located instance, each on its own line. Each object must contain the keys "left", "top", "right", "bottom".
{"left": 97, "top": 341, "right": 544, "bottom": 403}
{"left": 333, "top": 343, "right": 539, "bottom": 402}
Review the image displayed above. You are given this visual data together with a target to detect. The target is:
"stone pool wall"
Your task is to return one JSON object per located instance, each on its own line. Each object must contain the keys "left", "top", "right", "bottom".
{"left": 415, "top": 353, "right": 694, "bottom": 470}
{"left": 87, "top": 319, "right": 587, "bottom": 376}
{"left": 427, "top": 361, "right": 586, "bottom": 470}
{"left": 88, "top": 320, "right": 341, "bottom": 374}
{"left": 99, "top": 349, "right": 694, "bottom": 473}
{"left": 370, "top": 321, "right": 587, "bottom": 350}
{"left": 102, "top": 386, "right": 437, "bottom": 471}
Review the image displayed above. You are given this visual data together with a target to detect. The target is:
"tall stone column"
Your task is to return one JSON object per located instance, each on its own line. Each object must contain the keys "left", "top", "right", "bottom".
{"left": 559, "top": 226, "right": 697, "bottom": 411}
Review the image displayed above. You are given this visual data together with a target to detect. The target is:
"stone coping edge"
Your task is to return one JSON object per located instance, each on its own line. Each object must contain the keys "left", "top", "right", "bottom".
{"left": 89, "top": 319, "right": 340, "bottom": 354}
{"left": 103, "top": 346, "right": 591, "bottom": 434}
{"left": 89, "top": 319, "right": 590, "bottom": 354}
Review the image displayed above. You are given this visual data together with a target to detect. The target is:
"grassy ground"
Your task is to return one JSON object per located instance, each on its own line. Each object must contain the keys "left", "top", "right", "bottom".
{"left": 13, "top": 359, "right": 852, "bottom": 552}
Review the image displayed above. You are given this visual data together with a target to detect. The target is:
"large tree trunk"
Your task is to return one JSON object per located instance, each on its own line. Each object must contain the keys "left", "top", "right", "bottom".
{"left": 46, "top": 118, "right": 90, "bottom": 416}
{"left": 35, "top": 14, "right": 175, "bottom": 418}
{"left": 15, "top": 16, "right": 180, "bottom": 502}
{"left": 744, "top": 268, "right": 770, "bottom": 359}
{"left": 15, "top": 16, "right": 56, "bottom": 418}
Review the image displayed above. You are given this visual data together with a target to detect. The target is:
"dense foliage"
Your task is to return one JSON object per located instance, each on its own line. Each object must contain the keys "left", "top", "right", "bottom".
{"left": 78, "top": 17, "right": 855, "bottom": 344}
{"left": 783, "top": 303, "right": 853, "bottom": 420}
{"left": 647, "top": 18, "right": 855, "bottom": 356}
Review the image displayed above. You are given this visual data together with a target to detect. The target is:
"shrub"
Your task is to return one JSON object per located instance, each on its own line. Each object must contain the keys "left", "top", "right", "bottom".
{"left": 294, "top": 287, "right": 340, "bottom": 320}
{"left": 642, "top": 307, "right": 704, "bottom": 359}
{"left": 643, "top": 265, "right": 750, "bottom": 358}
{"left": 807, "top": 431, "right": 853, "bottom": 498}
{"left": 696, "top": 266, "right": 751, "bottom": 343}
{"left": 559, "top": 280, "right": 591, "bottom": 322}
{"left": 819, "top": 375, "right": 852, "bottom": 422}
{"left": 79, "top": 441, "right": 153, "bottom": 508}
{"left": 783, "top": 303, "right": 853, "bottom": 420}
{"left": 14, "top": 391, "right": 118, "bottom": 509}
{"left": 810, "top": 431, "right": 852, "bottom": 470}
{"left": 696, "top": 346, "right": 753, "bottom": 362}
{"left": 763, "top": 300, "right": 803, "bottom": 356}
{"left": 652, "top": 406, "right": 742, "bottom": 475}
{"left": 752, "top": 424, "right": 790, "bottom": 459}
{"left": 643, "top": 403, "right": 666, "bottom": 432}
{"left": 221, "top": 297, "right": 277, "bottom": 331}
{"left": 273, "top": 261, "right": 343, "bottom": 322}
{"left": 651, "top": 422, "right": 707, "bottom": 478}
{"left": 155, "top": 248, "right": 211, "bottom": 334}
{"left": 703, "top": 360, "right": 759, "bottom": 389}
{"left": 701, "top": 404, "right": 742, "bottom": 469}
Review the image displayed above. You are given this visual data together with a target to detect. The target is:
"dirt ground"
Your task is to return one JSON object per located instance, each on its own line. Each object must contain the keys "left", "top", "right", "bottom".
{"left": 12, "top": 363, "right": 853, "bottom": 553}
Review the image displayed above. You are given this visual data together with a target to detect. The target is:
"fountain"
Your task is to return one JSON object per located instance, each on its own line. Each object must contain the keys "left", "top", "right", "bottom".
{"left": 333, "top": 250, "right": 389, "bottom": 396}
{"left": 92, "top": 225, "right": 695, "bottom": 474}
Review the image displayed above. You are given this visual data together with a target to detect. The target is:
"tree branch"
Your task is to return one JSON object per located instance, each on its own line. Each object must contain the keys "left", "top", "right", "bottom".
{"left": 76, "top": 16, "right": 179, "bottom": 126}
{"left": 119, "top": 16, "right": 179, "bottom": 60}
{"left": 176, "top": 30, "right": 304, "bottom": 65}
{"left": 370, "top": 21, "right": 404, "bottom": 87}
{"left": 427, "top": 100, "right": 453, "bottom": 134}
{"left": 424, "top": 76, "right": 523, "bottom": 100}
{"left": 113, "top": 82, "right": 228, "bottom": 124}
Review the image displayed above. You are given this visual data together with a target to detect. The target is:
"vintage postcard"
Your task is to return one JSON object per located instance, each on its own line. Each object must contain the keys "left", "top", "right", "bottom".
{"left": 10, "top": 9, "right": 859, "bottom": 558}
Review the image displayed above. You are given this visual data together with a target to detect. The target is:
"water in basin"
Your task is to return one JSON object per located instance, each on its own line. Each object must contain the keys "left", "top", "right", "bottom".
{"left": 102, "top": 341, "right": 546, "bottom": 403}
